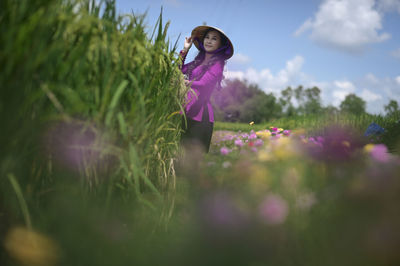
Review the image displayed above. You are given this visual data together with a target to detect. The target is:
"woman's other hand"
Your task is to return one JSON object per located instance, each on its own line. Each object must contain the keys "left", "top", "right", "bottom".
{"left": 184, "top": 80, "right": 191, "bottom": 86}
{"left": 183, "top": 36, "right": 192, "bottom": 52}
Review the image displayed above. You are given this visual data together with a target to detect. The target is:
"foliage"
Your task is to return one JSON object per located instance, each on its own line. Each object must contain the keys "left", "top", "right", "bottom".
{"left": 339, "top": 93, "right": 367, "bottom": 115}
{"left": 0, "top": 0, "right": 185, "bottom": 242}
{"left": 280, "top": 86, "right": 323, "bottom": 116}
{"left": 2, "top": 1, "right": 400, "bottom": 265}
{"left": 211, "top": 79, "right": 282, "bottom": 123}
{"left": 384, "top": 99, "right": 400, "bottom": 117}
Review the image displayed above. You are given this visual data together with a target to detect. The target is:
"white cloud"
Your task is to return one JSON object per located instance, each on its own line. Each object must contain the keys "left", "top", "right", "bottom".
{"left": 225, "top": 56, "right": 400, "bottom": 114}
{"left": 230, "top": 53, "right": 251, "bottom": 65}
{"left": 390, "top": 48, "right": 400, "bottom": 59}
{"left": 365, "top": 73, "right": 379, "bottom": 83}
{"left": 227, "top": 53, "right": 252, "bottom": 71}
{"left": 361, "top": 89, "right": 383, "bottom": 101}
{"left": 333, "top": 81, "right": 356, "bottom": 91}
{"left": 226, "top": 56, "right": 306, "bottom": 94}
{"left": 295, "top": 0, "right": 390, "bottom": 53}
{"left": 329, "top": 81, "right": 356, "bottom": 106}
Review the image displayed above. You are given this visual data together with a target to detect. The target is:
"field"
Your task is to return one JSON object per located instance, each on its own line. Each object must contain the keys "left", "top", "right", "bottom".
{"left": 1, "top": 1, "right": 400, "bottom": 266}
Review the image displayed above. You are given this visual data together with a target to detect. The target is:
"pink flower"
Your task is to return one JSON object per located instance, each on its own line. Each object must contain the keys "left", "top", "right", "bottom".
{"left": 370, "top": 144, "right": 390, "bottom": 163}
{"left": 283, "top": 130, "right": 291, "bottom": 136}
{"left": 249, "top": 132, "right": 258, "bottom": 140}
{"left": 259, "top": 194, "right": 289, "bottom": 225}
{"left": 254, "top": 139, "right": 264, "bottom": 146}
{"left": 200, "top": 192, "right": 248, "bottom": 230}
{"left": 234, "top": 139, "right": 244, "bottom": 147}
{"left": 220, "top": 147, "right": 231, "bottom": 155}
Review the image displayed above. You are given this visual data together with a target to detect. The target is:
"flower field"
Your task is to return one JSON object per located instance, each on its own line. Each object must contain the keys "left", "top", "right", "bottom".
{"left": 1, "top": 0, "right": 400, "bottom": 265}
{"left": 168, "top": 123, "right": 400, "bottom": 266}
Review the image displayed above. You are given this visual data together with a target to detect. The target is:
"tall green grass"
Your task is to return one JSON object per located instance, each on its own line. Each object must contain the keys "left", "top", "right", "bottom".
{"left": 0, "top": 0, "right": 185, "bottom": 226}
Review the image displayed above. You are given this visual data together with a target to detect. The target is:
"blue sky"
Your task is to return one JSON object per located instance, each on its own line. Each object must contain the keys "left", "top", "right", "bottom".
{"left": 116, "top": 0, "right": 400, "bottom": 114}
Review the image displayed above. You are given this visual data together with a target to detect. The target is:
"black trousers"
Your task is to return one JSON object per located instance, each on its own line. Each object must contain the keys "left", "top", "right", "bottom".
{"left": 181, "top": 106, "right": 214, "bottom": 153}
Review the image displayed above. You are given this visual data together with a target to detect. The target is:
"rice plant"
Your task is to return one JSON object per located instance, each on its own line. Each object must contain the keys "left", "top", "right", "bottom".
{"left": 0, "top": 0, "right": 186, "bottom": 235}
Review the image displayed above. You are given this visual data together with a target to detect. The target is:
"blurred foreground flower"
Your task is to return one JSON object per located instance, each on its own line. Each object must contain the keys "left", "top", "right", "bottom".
{"left": 220, "top": 147, "right": 231, "bottom": 155}
{"left": 305, "top": 125, "right": 364, "bottom": 162}
{"left": 222, "top": 161, "right": 232, "bottom": 168}
{"left": 259, "top": 194, "right": 289, "bottom": 225}
{"left": 364, "top": 144, "right": 391, "bottom": 163}
{"left": 4, "top": 227, "right": 60, "bottom": 266}
{"left": 295, "top": 192, "right": 317, "bottom": 211}
{"left": 45, "top": 121, "right": 112, "bottom": 172}
{"left": 234, "top": 139, "right": 244, "bottom": 147}
{"left": 200, "top": 192, "right": 249, "bottom": 230}
{"left": 256, "top": 130, "right": 271, "bottom": 139}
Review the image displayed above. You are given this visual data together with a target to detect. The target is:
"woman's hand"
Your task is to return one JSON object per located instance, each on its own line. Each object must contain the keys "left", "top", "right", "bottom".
{"left": 183, "top": 36, "right": 192, "bottom": 52}
{"left": 184, "top": 79, "right": 191, "bottom": 86}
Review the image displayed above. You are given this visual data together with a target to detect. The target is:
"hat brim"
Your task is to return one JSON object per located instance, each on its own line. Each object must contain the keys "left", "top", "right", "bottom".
{"left": 191, "top": 26, "right": 234, "bottom": 59}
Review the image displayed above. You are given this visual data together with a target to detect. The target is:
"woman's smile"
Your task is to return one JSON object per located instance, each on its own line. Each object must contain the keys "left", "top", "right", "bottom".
{"left": 203, "top": 30, "right": 221, "bottom": 53}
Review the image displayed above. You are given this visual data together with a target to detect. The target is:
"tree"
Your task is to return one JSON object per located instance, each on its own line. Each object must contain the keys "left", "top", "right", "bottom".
{"left": 339, "top": 93, "right": 366, "bottom": 115}
{"left": 323, "top": 105, "right": 340, "bottom": 115}
{"left": 211, "top": 79, "right": 282, "bottom": 123}
{"left": 384, "top": 100, "right": 400, "bottom": 117}
{"left": 303, "top": 86, "right": 322, "bottom": 115}
{"left": 279, "top": 86, "right": 297, "bottom": 116}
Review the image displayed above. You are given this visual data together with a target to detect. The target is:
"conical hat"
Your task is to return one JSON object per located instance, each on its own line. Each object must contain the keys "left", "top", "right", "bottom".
{"left": 191, "top": 25, "right": 234, "bottom": 59}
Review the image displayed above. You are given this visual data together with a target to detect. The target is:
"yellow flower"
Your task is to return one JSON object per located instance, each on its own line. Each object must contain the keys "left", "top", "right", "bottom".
{"left": 363, "top": 143, "right": 375, "bottom": 153}
{"left": 256, "top": 130, "right": 271, "bottom": 139}
{"left": 4, "top": 227, "right": 60, "bottom": 266}
{"left": 272, "top": 138, "right": 299, "bottom": 160}
{"left": 249, "top": 121, "right": 254, "bottom": 126}
{"left": 278, "top": 128, "right": 284, "bottom": 132}
{"left": 248, "top": 165, "right": 270, "bottom": 193}
{"left": 258, "top": 149, "right": 272, "bottom": 161}
{"left": 342, "top": 141, "right": 350, "bottom": 148}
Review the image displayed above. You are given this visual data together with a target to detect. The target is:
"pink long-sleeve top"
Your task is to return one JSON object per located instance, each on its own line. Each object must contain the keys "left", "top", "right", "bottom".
{"left": 180, "top": 50, "right": 223, "bottom": 123}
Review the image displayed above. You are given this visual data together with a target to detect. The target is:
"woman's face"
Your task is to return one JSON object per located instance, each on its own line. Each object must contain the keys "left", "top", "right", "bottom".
{"left": 203, "top": 30, "right": 222, "bottom": 53}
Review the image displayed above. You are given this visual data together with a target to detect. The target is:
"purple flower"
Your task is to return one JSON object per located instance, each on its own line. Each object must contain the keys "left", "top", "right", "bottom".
{"left": 234, "top": 139, "right": 244, "bottom": 147}
{"left": 45, "top": 121, "right": 107, "bottom": 172}
{"left": 241, "top": 133, "right": 250, "bottom": 139}
{"left": 254, "top": 139, "right": 264, "bottom": 146}
{"left": 283, "top": 130, "right": 291, "bottom": 136}
{"left": 220, "top": 147, "right": 231, "bottom": 155}
{"left": 306, "top": 125, "right": 364, "bottom": 162}
{"left": 259, "top": 194, "right": 289, "bottom": 225}
{"left": 249, "top": 132, "right": 258, "bottom": 140}
{"left": 370, "top": 144, "right": 390, "bottom": 163}
{"left": 200, "top": 192, "right": 248, "bottom": 230}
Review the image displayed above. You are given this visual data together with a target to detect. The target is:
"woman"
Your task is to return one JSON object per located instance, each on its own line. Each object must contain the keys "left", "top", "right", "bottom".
{"left": 180, "top": 26, "right": 234, "bottom": 153}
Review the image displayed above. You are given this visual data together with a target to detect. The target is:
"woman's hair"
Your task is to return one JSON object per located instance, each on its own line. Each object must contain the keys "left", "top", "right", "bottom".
{"left": 186, "top": 29, "right": 230, "bottom": 90}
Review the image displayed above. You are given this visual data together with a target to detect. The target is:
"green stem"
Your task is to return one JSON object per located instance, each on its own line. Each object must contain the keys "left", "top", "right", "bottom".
{"left": 7, "top": 173, "right": 32, "bottom": 229}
